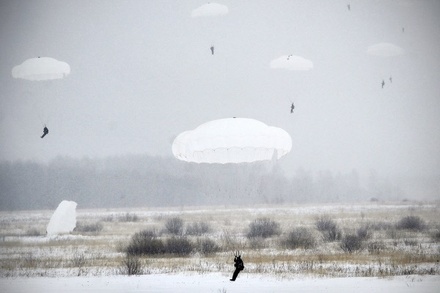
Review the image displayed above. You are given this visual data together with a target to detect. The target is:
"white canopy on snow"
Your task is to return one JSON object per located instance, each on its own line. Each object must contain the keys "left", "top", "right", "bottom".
{"left": 12, "top": 57, "right": 70, "bottom": 81}
{"left": 172, "top": 118, "right": 292, "bottom": 164}
{"left": 46, "top": 200, "right": 77, "bottom": 236}
{"left": 270, "top": 54, "right": 313, "bottom": 71}
{"left": 191, "top": 2, "right": 229, "bottom": 17}
{"left": 367, "top": 43, "right": 404, "bottom": 57}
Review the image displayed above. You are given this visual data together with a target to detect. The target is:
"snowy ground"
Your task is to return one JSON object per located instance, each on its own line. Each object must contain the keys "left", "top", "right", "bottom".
{"left": 1, "top": 273, "right": 439, "bottom": 293}
{"left": 1, "top": 203, "right": 439, "bottom": 292}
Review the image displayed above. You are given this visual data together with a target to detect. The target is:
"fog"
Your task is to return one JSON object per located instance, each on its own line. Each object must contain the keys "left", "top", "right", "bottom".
{"left": 1, "top": 1, "right": 439, "bottom": 210}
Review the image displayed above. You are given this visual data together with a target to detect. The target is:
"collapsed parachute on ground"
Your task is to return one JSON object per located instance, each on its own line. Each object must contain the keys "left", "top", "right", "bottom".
{"left": 191, "top": 2, "right": 229, "bottom": 17}
{"left": 12, "top": 57, "right": 70, "bottom": 81}
{"left": 367, "top": 43, "right": 404, "bottom": 57}
{"left": 172, "top": 118, "right": 292, "bottom": 164}
{"left": 46, "top": 200, "right": 77, "bottom": 236}
{"left": 270, "top": 54, "right": 313, "bottom": 71}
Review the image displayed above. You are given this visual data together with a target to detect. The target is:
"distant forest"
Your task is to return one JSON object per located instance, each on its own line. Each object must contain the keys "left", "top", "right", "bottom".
{"left": 0, "top": 155, "right": 407, "bottom": 211}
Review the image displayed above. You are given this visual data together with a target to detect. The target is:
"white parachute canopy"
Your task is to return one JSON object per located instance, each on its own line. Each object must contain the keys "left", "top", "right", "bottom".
{"left": 191, "top": 2, "right": 229, "bottom": 17}
{"left": 12, "top": 57, "right": 70, "bottom": 81}
{"left": 172, "top": 118, "right": 292, "bottom": 164}
{"left": 46, "top": 200, "right": 77, "bottom": 236}
{"left": 270, "top": 54, "right": 314, "bottom": 71}
{"left": 367, "top": 42, "right": 404, "bottom": 57}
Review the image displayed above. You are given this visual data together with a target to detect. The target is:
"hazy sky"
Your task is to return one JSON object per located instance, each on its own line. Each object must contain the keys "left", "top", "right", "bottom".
{"left": 1, "top": 0, "right": 439, "bottom": 178}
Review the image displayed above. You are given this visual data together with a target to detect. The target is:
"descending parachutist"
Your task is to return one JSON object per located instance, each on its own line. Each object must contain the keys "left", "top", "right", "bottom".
{"left": 347, "top": 4, "right": 350, "bottom": 11}
{"left": 290, "top": 102, "right": 295, "bottom": 113}
{"left": 389, "top": 76, "right": 392, "bottom": 83}
{"left": 210, "top": 46, "right": 214, "bottom": 55}
{"left": 381, "top": 80, "right": 385, "bottom": 89}
{"left": 402, "top": 27, "right": 405, "bottom": 33}
{"left": 41, "top": 125, "right": 49, "bottom": 138}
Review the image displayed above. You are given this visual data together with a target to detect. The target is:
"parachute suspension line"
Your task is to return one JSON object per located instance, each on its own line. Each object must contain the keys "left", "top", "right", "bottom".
{"left": 37, "top": 112, "right": 45, "bottom": 127}
{"left": 37, "top": 110, "right": 51, "bottom": 128}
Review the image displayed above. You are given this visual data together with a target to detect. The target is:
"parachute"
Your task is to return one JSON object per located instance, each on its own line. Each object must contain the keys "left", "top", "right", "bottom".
{"left": 367, "top": 43, "right": 404, "bottom": 87}
{"left": 46, "top": 200, "right": 77, "bottom": 236}
{"left": 11, "top": 57, "right": 70, "bottom": 126}
{"left": 367, "top": 43, "right": 404, "bottom": 57}
{"left": 191, "top": 2, "right": 229, "bottom": 17}
{"left": 12, "top": 57, "right": 70, "bottom": 81}
{"left": 270, "top": 54, "right": 313, "bottom": 71}
{"left": 172, "top": 118, "right": 292, "bottom": 164}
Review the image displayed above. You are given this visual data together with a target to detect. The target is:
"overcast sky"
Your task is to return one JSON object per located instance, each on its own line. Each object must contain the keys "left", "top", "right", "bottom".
{"left": 0, "top": 0, "right": 439, "bottom": 179}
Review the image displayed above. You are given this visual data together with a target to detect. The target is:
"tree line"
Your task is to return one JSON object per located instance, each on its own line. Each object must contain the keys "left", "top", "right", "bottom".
{"left": 0, "top": 155, "right": 404, "bottom": 211}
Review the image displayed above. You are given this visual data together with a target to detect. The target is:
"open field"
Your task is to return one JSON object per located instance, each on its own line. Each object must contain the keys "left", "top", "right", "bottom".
{"left": 1, "top": 202, "right": 439, "bottom": 279}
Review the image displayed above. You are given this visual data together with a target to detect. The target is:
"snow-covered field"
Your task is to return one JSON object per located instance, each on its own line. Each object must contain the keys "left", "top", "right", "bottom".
{"left": 1, "top": 203, "right": 439, "bottom": 292}
{"left": 1, "top": 274, "right": 439, "bottom": 293}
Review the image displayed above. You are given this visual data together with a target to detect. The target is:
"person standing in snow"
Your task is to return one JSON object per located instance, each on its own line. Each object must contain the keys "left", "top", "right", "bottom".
{"left": 230, "top": 251, "right": 244, "bottom": 281}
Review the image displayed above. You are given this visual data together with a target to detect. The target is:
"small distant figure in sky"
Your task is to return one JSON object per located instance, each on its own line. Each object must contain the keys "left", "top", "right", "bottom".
{"left": 210, "top": 46, "right": 214, "bottom": 55}
{"left": 381, "top": 80, "right": 385, "bottom": 89}
{"left": 290, "top": 102, "right": 295, "bottom": 113}
{"left": 347, "top": 4, "right": 351, "bottom": 11}
{"left": 389, "top": 76, "right": 392, "bottom": 83}
{"left": 230, "top": 251, "right": 244, "bottom": 281}
{"left": 402, "top": 27, "right": 405, "bottom": 33}
{"left": 41, "top": 125, "right": 49, "bottom": 138}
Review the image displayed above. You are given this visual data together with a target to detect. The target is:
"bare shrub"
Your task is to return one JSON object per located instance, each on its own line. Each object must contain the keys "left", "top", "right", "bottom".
{"left": 356, "top": 225, "right": 371, "bottom": 240}
{"left": 247, "top": 217, "right": 281, "bottom": 239}
{"left": 396, "top": 216, "right": 426, "bottom": 231}
{"left": 404, "top": 239, "right": 419, "bottom": 246}
{"left": 195, "top": 238, "right": 220, "bottom": 255}
{"left": 165, "top": 237, "right": 193, "bottom": 256}
{"left": 165, "top": 217, "right": 184, "bottom": 235}
{"left": 185, "top": 222, "right": 211, "bottom": 236}
{"left": 432, "top": 228, "right": 440, "bottom": 242}
{"left": 248, "top": 237, "right": 267, "bottom": 249}
{"left": 102, "top": 213, "right": 139, "bottom": 222}
{"left": 386, "top": 228, "right": 406, "bottom": 239}
{"left": 126, "top": 229, "right": 164, "bottom": 256}
{"left": 315, "top": 216, "right": 341, "bottom": 241}
{"left": 367, "top": 241, "right": 387, "bottom": 254}
{"left": 368, "top": 221, "right": 393, "bottom": 231}
{"left": 120, "top": 254, "right": 143, "bottom": 275}
{"left": 22, "top": 253, "right": 37, "bottom": 268}
{"left": 340, "top": 234, "right": 364, "bottom": 253}
{"left": 75, "top": 221, "right": 104, "bottom": 233}
{"left": 282, "top": 227, "right": 316, "bottom": 249}
{"left": 25, "top": 228, "right": 41, "bottom": 236}
{"left": 71, "top": 251, "right": 86, "bottom": 268}
{"left": 121, "top": 213, "right": 139, "bottom": 222}
{"left": 220, "top": 229, "right": 238, "bottom": 250}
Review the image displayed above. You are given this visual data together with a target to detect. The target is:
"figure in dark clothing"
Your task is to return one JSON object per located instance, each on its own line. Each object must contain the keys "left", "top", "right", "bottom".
{"left": 230, "top": 251, "right": 244, "bottom": 281}
{"left": 347, "top": 4, "right": 351, "bottom": 11}
{"left": 41, "top": 126, "right": 49, "bottom": 138}
{"left": 290, "top": 102, "right": 295, "bottom": 113}
{"left": 389, "top": 76, "right": 392, "bottom": 83}
{"left": 381, "top": 79, "right": 385, "bottom": 88}
{"left": 210, "top": 46, "right": 214, "bottom": 55}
